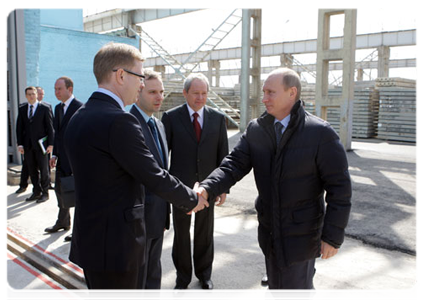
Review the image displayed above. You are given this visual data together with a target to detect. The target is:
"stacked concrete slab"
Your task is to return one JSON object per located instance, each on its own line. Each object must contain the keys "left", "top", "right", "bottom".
{"left": 304, "top": 86, "right": 380, "bottom": 139}
{"left": 376, "top": 78, "right": 416, "bottom": 142}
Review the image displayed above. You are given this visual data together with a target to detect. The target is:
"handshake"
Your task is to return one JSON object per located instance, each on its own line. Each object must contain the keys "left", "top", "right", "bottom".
{"left": 187, "top": 182, "right": 226, "bottom": 215}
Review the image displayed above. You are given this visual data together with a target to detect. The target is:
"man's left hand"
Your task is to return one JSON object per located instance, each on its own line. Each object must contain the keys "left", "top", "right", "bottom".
{"left": 320, "top": 241, "right": 338, "bottom": 259}
{"left": 215, "top": 193, "right": 226, "bottom": 206}
{"left": 46, "top": 145, "right": 53, "bottom": 154}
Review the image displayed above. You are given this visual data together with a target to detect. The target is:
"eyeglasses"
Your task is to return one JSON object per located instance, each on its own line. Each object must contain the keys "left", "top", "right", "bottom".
{"left": 113, "top": 68, "right": 145, "bottom": 83}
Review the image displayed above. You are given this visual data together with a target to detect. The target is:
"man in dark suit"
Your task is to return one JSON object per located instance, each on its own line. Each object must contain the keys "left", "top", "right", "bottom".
{"left": 64, "top": 42, "right": 208, "bottom": 289}
{"left": 196, "top": 68, "right": 352, "bottom": 289}
{"left": 15, "top": 86, "right": 47, "bottom": 194}
{"left": 16, "top": 86, "right": 54, "bottom": 203}
{"left": 45, "top": 77, "right": 83, "bottom": 242}
{"left": 161, "top": 73, "right": 229, "bottom": 290}
{"left": 130, "top": 69, "right": 169, "bottom": 289}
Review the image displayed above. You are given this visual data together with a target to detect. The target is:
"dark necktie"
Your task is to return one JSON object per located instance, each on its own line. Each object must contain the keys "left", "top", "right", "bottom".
{"left": 58, "top": 103, "right": 65, "bottom": 127}
{"left": 193, "top": 112, "right": 201, "bottom": 142}
{"left": 147, "top": 118, "right": 165, "bottom": 166}
{"left": 275, "top": 122, "right": 284, "bottom": 145}
{"left": 29, "top": 105, "right": 34, "bottom": 121}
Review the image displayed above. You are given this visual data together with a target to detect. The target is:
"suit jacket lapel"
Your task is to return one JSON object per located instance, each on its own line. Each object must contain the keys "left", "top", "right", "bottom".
{"left": 130, "top": 106, "right": 165, "bottom": 168}
{"left": 60, "top": 99, "right": 77, "bottom": 130}
{"left": 198, "top": 106, "right": 211, "bottom": 145}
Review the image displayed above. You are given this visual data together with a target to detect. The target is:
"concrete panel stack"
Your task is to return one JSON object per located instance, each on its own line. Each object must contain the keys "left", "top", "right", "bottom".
{"left": 303, "top": 86, "right": 380, "bottom": 139}
{"left": 326, "top": 88, "right": 380, "bottom": 138}
{"left": 376, "top": 78, "right": 416, "bottom": 142}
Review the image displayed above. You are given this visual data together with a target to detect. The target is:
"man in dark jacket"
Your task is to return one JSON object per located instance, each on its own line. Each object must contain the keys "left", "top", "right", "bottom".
{"left": 16, "top": 86, "right": 54, "bottom": 203}
{"left": 45, "top": 76, "right": 83, "bottom": 242}
{"left": 196, "top": 68, "right": 352, "bottom": 289}
{"left": 162, "top": 73, "right": 228, "bottom": 290}
{"left": 64, "top": 42, "right": 208, "bottom": 289}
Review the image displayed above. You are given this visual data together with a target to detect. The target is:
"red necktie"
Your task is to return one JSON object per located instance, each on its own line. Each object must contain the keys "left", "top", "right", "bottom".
{"left": 193, "top": 112, "right": 201, "bottom": 142}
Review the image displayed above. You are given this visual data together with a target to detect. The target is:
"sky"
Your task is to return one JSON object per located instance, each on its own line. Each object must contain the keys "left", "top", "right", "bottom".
{"left": 82, "top": 5, "right": 417, "bottom": 84}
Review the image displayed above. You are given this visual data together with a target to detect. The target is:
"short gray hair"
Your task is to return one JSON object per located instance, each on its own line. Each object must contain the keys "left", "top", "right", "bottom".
{"left": 183, "top": 73, "right": 209, "bottom": 92}
{"left": 268, "top": 68, "right": 302, "bottom": 101}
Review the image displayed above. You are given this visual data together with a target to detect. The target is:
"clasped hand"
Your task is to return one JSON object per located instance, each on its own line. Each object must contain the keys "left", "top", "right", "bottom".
{"left": 188, "top": 182, "right": 226, "bottom": 215}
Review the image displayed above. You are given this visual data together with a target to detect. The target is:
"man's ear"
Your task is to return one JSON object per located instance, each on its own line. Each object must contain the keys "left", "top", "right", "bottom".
{"left": 290, "top": 87, "right": 297, "bottom": 99}
{"left": 115, "top": 68, "right": 125, "bottom": 85}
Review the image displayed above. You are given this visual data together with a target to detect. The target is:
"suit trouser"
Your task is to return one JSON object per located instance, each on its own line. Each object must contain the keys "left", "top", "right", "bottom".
{"left": 53, "top": 169, "right": 71, "bottom": 226}
{"left": 138, "top": 235, "right": 164, "bottom": 289}
{"left": 83, "top": 269, "right": 139, "bottom": 289}
{"left": 19, "top": 158, "right": 29, "bottom": 188}
{"left": 24, "top": 147, "right": 50, "bottom": 195}
{"left": 172, "top": 202, "right": 214, "bottom": 286}
{"left": 265, "top": 252, "right": 316, "bottom": 289}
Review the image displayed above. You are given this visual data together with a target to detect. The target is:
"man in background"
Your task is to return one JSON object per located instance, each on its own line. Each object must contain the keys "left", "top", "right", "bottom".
{"left": 16, "top": 86, "right": 54, "bottom": 203}
{"left": 162, "top": 73, "right": 229, "bottom": 290}
{"left": 15, "top": 86, "right": 49, "bottom": 194}
{"left": 45, "top": 77, "right": 83, "bottom": 242}
{"left": 130, "top": 69, "right": 169, "bottom": 289}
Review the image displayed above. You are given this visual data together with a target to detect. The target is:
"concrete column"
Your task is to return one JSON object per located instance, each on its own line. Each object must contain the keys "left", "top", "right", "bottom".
{"left": 315, "top": 9, "right": 356, "bottom": 151}
{"left": 250, "top": 9, "right": 262, "bottom": 119}
{"left": 240, "top": 9, "right": 252, "bottom": 132}
{"left": 207, "top": 60, "right": 221, "bottom": 87}
{"left": 357, "top": 68, "right": 364, "bottom": 81}
{"left": 280, "top": 53, "right": 294, "bottom": 68}
{"left": 377, "top": 46, "right": 390, "bottom": 78}
{"left": 153, "top": 65, "right": 166, "bottom": 78}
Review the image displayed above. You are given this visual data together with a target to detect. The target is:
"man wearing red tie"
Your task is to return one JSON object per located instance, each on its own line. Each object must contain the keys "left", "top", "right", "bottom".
{"left": 162, "top": 73, "right": 229, "bottom": 289}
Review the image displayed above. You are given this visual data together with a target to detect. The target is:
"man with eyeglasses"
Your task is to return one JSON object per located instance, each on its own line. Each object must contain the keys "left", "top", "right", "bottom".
{"left": 64, "top": 42, "right": 209, "bottom": 289}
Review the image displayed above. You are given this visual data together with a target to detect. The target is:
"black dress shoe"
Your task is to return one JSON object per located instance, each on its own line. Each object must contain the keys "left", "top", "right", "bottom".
{"left": 26, "top": 193, "right": 41, "bottom": 201}
{"left": 64, "top": 234, "right": 72, "bottom": 242}
{"left": 173, "top": 286, "right": 185, "bottom": 299}
{"left": 15, "top": 187, "right": 27, "bottom": 194}
{"left": 261, "top": 274, "right": 268, "bottom": 286}
{"left": 45, "top": 224, "right": 71, "bottom": 233}
{"left": 36, "top": 193, "right": 49, "bottom": 203}
{"left": 201, "top": 279, "right": 213, "bottom": 290}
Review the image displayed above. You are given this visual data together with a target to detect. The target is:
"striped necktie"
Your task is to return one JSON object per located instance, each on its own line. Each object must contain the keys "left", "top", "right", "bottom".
{"left": 29, "top": 105, "right": 34, "bottom": 121}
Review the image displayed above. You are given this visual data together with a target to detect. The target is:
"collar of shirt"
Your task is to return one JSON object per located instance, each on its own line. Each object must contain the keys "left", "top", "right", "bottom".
{"left": 96, "top": 88, "right": 125, "bottom": 111}
{"left": 133, "top": 104, "right": 152, "bottom": 124}
{"left": 274, "top": 114, "right": 291, "bottom": 134}
{"left": 186, "top": 104, "right": 205, "bottom": 128}
{"left": 62, "top": 95, "right": 75, "bottom": 114}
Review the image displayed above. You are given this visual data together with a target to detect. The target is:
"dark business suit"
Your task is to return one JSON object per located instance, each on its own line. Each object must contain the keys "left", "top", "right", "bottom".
{"left": 16, "top": 102, "right": 54, "bottom": 196}
{"left": 52, "top": 98, "right": 83, "bottom": 226}
{"left": 162, "top": 103, "right": 228, "bottom": 286}
{"left": 130, "top": 106, "right": 170, "bottom": 289}
{"left": 64, "top": 92, "right": 198, "bottom": 289}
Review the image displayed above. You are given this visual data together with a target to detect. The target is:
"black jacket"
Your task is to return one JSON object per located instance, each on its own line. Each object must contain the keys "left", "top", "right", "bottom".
{"left": 16, "top": 102, "right": 54, "bottom": 150}
{"left": 130, "top": 106, "right": 171, "bottom": 238}
{"left": 200, "top": 100, "right": 352, "bottom": 268}
{"left": 53, "top": 98, "right": 83, "bottom": 176}
{"left": 162, "top": 103, "right": 229, "bottom": 189}
{"left": 64, "top": 92, "right": 198, "bottom": 272}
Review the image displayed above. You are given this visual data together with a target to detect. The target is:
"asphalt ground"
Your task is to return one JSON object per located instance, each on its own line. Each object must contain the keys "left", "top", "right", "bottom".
{"left": 4, "top": 133, "right": 419, "bottom": 299}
